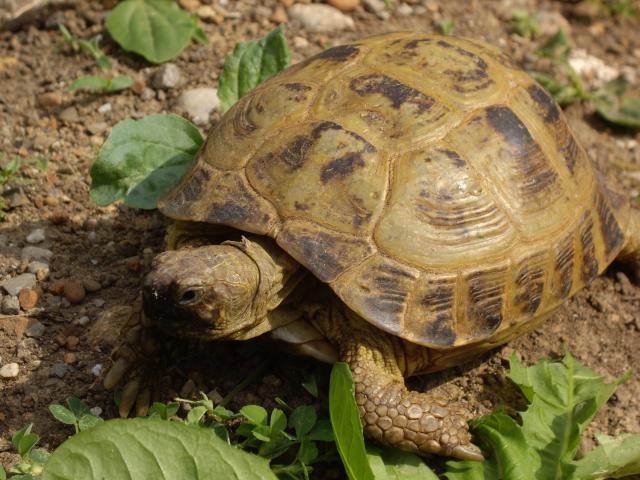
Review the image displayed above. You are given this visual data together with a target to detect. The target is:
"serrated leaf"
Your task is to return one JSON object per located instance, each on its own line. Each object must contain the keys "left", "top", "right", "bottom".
{"left": 41, "top": 418, "right": 277, "bottom": 480}
{"left": 571, "top": 433, "right": 640, "bottom": 479}
{"left": 106, "top": 0, "right": 198, "bottom": 64}
{"left": 241, "top": 405, "right": 269, "bottom": 426}
{"left": 218, "top": 25, "right": 291, "bottom": 113}
{"left": 367, "top": 445, "right": 439, "bottom": 480}
{"left": 90, "top": 114, "right": 202, "bottom": 209}
{"left": 329, "top": 362, "right": 374, "bottom": 480}
{"left": 289, "top": 406, "right": 316, "bottom": 439}
{"left": 49, "top": 405, "right": 77, "bottom": 425}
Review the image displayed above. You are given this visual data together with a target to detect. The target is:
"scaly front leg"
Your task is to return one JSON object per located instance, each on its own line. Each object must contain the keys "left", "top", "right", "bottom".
{"left": 341, "top": 331, "right": 483, "bottom": 461}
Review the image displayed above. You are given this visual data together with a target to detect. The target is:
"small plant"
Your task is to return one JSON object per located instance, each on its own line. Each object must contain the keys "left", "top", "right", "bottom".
{"left": 4, "top": 424, "right": 49, "bottom": 478}
{"left": 49, "top": 397, "right": 104, "bottom": 434}
{"left": 437, "top": 19, "right": 455, "bottom": 35}
{"left": 0, "top": 153, "right": 20, "bottom": 220}
{"left": 59, "top": 24, "right": 112, "bottom": 71}
{"left": 510, "top": 9, "right": 540, "bottom": 38}
{"left": 106, "top": 0, "right": 207, "bottom": 64}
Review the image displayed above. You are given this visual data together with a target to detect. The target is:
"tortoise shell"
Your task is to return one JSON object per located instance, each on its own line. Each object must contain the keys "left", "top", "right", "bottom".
{"left": 159, "top": 32, "right": 631, "bottom": 349}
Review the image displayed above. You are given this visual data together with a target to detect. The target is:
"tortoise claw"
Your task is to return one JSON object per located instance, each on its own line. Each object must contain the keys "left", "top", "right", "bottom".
{"left": 103, "top": 357, "right": 131, "bottom": 390}
{"left": 451, "top": 443, "right": 484, "bottom": 461}
{"left": 119, "top": 379, "right": 141, "bottom": 417}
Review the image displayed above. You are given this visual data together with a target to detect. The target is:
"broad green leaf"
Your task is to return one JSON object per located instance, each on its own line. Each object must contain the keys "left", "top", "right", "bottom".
{"left": 252, "top": 425, "right": 272, "bottom": 442}
{"left": 42, "top": 418, "right": 277, "bottom": 480}
{"left": 49, "top": 405, "right": 77, "bottom": 425}
{"left": 571, "top": 433, "right": 640, "bottom": 479}
{"left": 241, "top": 405, "right": 269, "bottom": 425}
{"left": 218, "top": 25, "right": 291, "bottom": 113}
{"left": 106, "top": 0, "right": 198, "bottom": 64}
{"left": 90, "top": 114, "right": 202, "bottom": 209}
{"left": 367, "top": 445, "right": 439, "bottom": 480}
{"left": 329, "top": 362, "right": 374, "bottom": 480}
{"left": 186, "top": 406, "right": 208, "bottom": 425}
{"left": 67, "top": 397, "right": 91, "bottom": 418}
{"left": 508, "top": 353, "right": 629, "bottom": 479}
{"left": 445, "top": 458, "right": 497, "bottom": 480}
{"left": 289, "top": 406, "right": 317, "bottom": 439}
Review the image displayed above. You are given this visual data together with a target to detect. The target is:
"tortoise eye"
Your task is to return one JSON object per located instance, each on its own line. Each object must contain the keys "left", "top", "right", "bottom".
{"left": 178, "top": 288, "right": 203, "bottom": 305}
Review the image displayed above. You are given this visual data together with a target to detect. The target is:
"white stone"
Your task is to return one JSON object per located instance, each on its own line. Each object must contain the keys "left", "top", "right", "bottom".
{"left": 151, "top": 63, "right": 182, "bottom": 89}
{"left": 396, "top": 3, "right": 413, "bottom": 15}
{"left": 77, "top": 315, "right": 91, "bottom": 326}
{"left": 1, "top": 295, "right": 20, "bottom": 314}
{"left": 362, "top": 0, "right": 389, "bottom": 19}
{"left": 1, "top": 273, "right": 37, "bottom": 296}
{"left": 90, "top": 406, "right": 103, "bottom": 417}
{"left": 177, "top": 88, "right": 220, "bottom": 125}
{"left": 21, "top": 246, "right": 53, "bottom": 262}
{"left": 568, "top": 49, "right": 619, "bottom": 89}
{"left": 91, "top": 364, "right": 103, "bottom": 376}
{"left": 98, "top": 102, "right": 112, "bottom": 114}
{"left": 26, "top": 228, "right": 45, "bottom": 244}
{"left": 288, "top": 4, "right": 354, "bottom": 32}
{"left": 28, "top": 261, "right": 49, "bottom": 281}
{"left": 0, "top": 363, "right": 19, "bottom": 378}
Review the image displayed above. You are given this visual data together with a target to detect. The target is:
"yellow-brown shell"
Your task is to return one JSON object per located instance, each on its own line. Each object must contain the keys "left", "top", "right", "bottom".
{"left": 160, "top": 32, "right": 631, "bottom": 349}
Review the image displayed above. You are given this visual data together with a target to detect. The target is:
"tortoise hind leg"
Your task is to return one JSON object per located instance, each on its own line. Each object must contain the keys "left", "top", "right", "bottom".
{"left": 617, "top": 209, "right": 640, "bottom": 280}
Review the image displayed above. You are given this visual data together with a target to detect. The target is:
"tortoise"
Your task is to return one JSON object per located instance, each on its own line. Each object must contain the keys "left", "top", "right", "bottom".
{"left": 106, "top": 32, "right": 640, "bottom": 461}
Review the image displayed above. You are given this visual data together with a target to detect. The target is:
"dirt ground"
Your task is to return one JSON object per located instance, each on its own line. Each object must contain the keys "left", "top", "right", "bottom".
{"left": 0, "top": 0, "right": 639, "bottom": 476}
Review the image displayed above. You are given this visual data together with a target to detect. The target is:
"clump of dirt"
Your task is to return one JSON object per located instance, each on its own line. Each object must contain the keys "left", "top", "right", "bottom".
{"left": 0, "top": 0, "right": 639, "bottom": 475}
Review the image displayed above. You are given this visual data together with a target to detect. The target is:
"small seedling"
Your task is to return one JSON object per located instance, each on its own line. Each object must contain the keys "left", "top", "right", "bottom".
{"left": 437, "top": 19, "right": 455, "bottom": 35}
{"left": 59, "top": 24, "right": 112, "bottom": 71}
{"left": 510, "top": 9, "right": 540, "bottom": 38}
{"left": 6, "top": 423, "right": 48, "bottom": 478}
{"left": 49, "top": 397, "right": 103, "bottom": 434}
{"left": 67, "top": 75, "right": 133, "bottom": 94}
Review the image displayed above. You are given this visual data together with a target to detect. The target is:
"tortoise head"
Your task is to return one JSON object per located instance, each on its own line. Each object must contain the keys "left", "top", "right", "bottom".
{"left": 143, "top": 244, "right": 262, "bottom": 340}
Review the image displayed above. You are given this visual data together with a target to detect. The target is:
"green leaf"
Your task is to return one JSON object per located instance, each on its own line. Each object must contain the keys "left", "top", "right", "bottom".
{"left": 192, "top": 26, "right": 208, "bottom": 45}
{"left": 367, "top": 445, "right": 439, "bottom": 480}
{"left": 186, "top": 406, "right": 208, "bottom": 425}
{"left": 68, "top": 75, "right": 133, "bottom": 93}
{"left": 241, "top": 405, "right": 269, "bottom": 425}
{"left": 67, "top": 397, "right": 91, "bottom": 418}
{"left": 49, "top": 405, "right": 77, "bottom": 425}
{"left": 297, "top": 438, "right": 318, "bottom": 465}
{"left": 0, "top": 465, "right": 5, "bottom": 480}
{"left": 218, "top": 25, "right": 291, "bottom": 113}
{"left": 252, "top": 425, "right": 272, "bottom": 442}
{"left": 537, "top": 30, "right": 571, "bottom": 60}
{"left": 572, "top": 433, "right": 640, "bottom": 479}
{"left": 308, "top": 419, "right": 334, "bottom": 442}
{"left": 41, "top": 418, "right": 277, "bottom": 480}
{"left": 302, "top": 376, "right": 318, "bottom": 398}
{"left": 289, "top": 406, "right": 317, "bottom": 439}
{"left": 595, "top": 96, "right": 640, "bottom": 129}
{"left": 90, "top": 114, "right": 203, "bottom": 209}
{"left": 329, "top": 362, "right": 374, "bottom": 480}
{"left": 78, "top": 414, "right": 103, "bottom": 431}
{"left": 106, "top": 0, "right": 198, "bottom": 64}
{"left": 270, "top": 408, "right": 287, "bottom": 434}
{"left": 437, "top": 19, "right": 455, "bottom": 35}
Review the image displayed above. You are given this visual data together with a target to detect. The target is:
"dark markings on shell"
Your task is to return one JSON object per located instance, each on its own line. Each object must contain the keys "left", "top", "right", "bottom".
{"left": 206, "top": 174, "right": 266, "bottom": 227}
{"left": 314, "top": 44, "right": 360, "bottom": 62}
{"left": 173, "top": 166, "right": 210, "bottom": 205}
{"left": 320, "top": 153, "right": 366, "bottom": 184}
{"left": 579, "top": 212, "right": 599, "bottom": 283}
{"left": 605, "top": 185, "right": 627, "bottom": 210}
{"left": 435, "top": 40, "right": 493, "bottom": 93}
{"left": 486, "top": 106, "right": 558, "bottom": 197}
{"left": 284, "top": 83, "right": 312, "bottom": 92}
{"left": 280, "top": 136, "right": 314, "bottom": 171}
{"left": 466, "top": 268, "right": 505, "bottom": 336}
{"left": 368, "top": 264, "right": 415, "bottom": 315}
{"left": 514, "top": 255, "right": 545, "bottom": 316}
{"left": 595, "top": 190, "right": 625, "bottom": 257}
{"left": 350, "top": 74, "right": 435, "bottom": 113}
{"left": 554, "top": 233, "right": 574, "bottom": 299}
{"left": 419, "top": 279, "right": 456, "bottom": 346}
{"left": 526, "top": 84, "right": 560, "bottom": 123}
{"left": 439, "top": 148, "right": 466, "bottom": 167}
{"left": 559, "top": 131, "right": 579, "bottom": 175}
{"left": 278, "top": 229, "right": 370, "bottom": 283}
{"left": 294, "top": 201, "right": 309, "bottom": 211}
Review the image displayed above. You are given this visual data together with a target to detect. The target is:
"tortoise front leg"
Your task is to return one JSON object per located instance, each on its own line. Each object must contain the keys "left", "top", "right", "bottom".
{"left": 618, "top": 209, "right": 640, "bottom": 279}
{"left": 341, "top": 334, "right": 483, "bottom": 461}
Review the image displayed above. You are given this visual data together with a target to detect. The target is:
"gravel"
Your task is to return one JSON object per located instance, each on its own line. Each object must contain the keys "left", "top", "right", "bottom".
{"left": 177, "top": 88, "right": 220, "bottom": 125}
{"left": 151, "top": 63, "right": 182, "bottom": 89}
{"left": 1, "top": 273, "right": 37, "bottom": 296}
{"left": 288, "top": 4, "right": 355, "bottom": 32}
{"left": 25, "top": 320, "right": 45, "bottom": 338}
{"left": 1, "top": 295, "right": 20, "bottom": 315}
{"left": 0, "top": 363, "right": 19, "bottom": 379}
{"left": 26, "top": 228, "right": 46, "bottom": 243}
{"left": 21, "top": 246, "right": 53, "bottom": 262}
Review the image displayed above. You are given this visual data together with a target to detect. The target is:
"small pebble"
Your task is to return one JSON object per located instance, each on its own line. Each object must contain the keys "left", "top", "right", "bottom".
{"left": 38, "top": 91, "right": 63, "bottom": 108}
{"left": 26, "top": 228, "right": 46, "bottom": 244}
{"left": 1, "top": 273, "right": 37, "bottom": 296}
{"left": 93, "top": 298, "right": 106, "bottom": 308}
{"left": 87, "top": 231, "right": 97, "bottom": 242}
{"left": 82, "top": 278, "right": 101, "bottom": 293}
{"left": 327, "top": 0, "right": 360, "bottom": 11}
{"left": 77, "top": 315, "right": 91, "bottom": 326}
{"left": 66, "top": 335, "right": 80, "bottom": 349}
{"left": 151, "top": 63, "right": 182, "bottom": 89}
{"left": 90, "top": 406, "right": 103, "bottom": 417}
{"left": 396, "top": 3, "right": 413, "bottom": 15}
{"left": 0, "top": 363, "right": 19, "bottom": 378}
{"left": 288, "top": 4, "right": 355, "bottom": 32}
{"left": 141, "top": 88, "right": 155, "bottom": 101}
{"left": 362, "top": 0, "right": 389, "bottom": 19}
{"left": 59, "top": 106, "right": 79, "bottom": 123}
{"left": 64, "top": 280, "right": 86, "bottom": 304}
{"left": 98, "top": 102, "right": 112, "bottom": 114}
{"left": 86, "top": 122, "right": 108, "bottom": 135}
{"left": 28, "top": 261, "right": 50, "bottom": 281}
{"left": 63, "top": 352, "right": 77, "bottom": 364}
{"left": 177, "top": 88, "right": 219, "bottom": 125}
{"left": 18, "top": 289, "right": 38, "bottom": 310}
{"left": 1, "top": 295, "right": 20, "bottom": 314}
{"left": 48, "top": 280, "right": 65, "bottom": 295}
{"left": 91, "top": 364, "right": 103, "bottom": 376}
{"left": 51, "top": 363, "right": 69, "bottom": 378}
{"left": 293, "top": 36, "right": 309, "bottom": 49}
{"left": 25, "top": 320, "right": 45, "bottom": 338}
{"left": 21, "top": 246, "right": 53, "bottom": 262}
